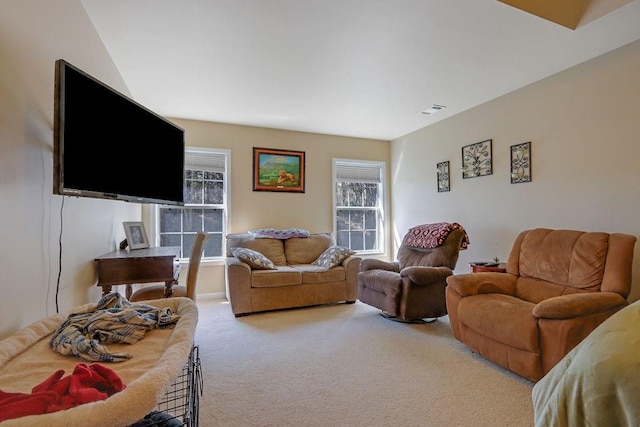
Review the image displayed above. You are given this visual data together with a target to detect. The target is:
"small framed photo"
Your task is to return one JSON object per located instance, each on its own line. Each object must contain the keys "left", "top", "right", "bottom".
{"left": 123, "top": 221, "right": 150, "bottom": 250}
{"left": 437, "top": 161, "right": 450, "bottom": 192}
{"left": 253, "top": 147, "right": 305, "bottom": 193}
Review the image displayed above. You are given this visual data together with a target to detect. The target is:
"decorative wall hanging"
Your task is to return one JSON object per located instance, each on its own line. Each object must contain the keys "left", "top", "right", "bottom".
{"left": 461, "top": 139, "right": 492, "bottom": 179}
{"left": 437, "top": 161, "right": 450, "bottom": 192}
{"left": 253, "top": 147, "right": 305, "bottom": 193}
{"left": 510, "top": 141, "right": 531, "bottom": 184}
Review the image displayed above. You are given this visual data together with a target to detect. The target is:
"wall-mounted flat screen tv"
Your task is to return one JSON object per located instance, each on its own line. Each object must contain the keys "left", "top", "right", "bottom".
{"left": 53, "top": 59, "right": 184, "bottom": 205}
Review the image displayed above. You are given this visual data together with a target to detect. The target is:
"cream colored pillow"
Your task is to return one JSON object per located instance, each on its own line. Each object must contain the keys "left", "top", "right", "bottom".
{"left": 312, "top": 246, "right": 355, "bottom": 269}
{"left": 231, "top": 247, "right": 276, "bottom": 270}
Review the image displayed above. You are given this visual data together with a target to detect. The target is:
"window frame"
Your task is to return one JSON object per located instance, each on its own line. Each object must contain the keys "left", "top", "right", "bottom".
{"left": 332, "top": 158, "right": 386, "bottom": 255}
{"left": 153, "top": 147, "right": 230, "bottom": 262}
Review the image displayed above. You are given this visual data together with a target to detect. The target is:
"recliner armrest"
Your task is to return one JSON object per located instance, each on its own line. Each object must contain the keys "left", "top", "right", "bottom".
{"left": 401, "top": 266, "right": 452, "bottom": 285}
{"left": 446, "top": 273, "right": 517, "bottom": 297}
{"left": 360, "top": 258, "right": 400, "bottom": 273}
{"left": 533, "top": 292, "right": 627, "bottom": 319}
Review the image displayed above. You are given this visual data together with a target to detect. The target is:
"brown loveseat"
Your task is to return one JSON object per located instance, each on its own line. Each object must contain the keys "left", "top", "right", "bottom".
{"left": 446, "top": 228, "right": 636, "bottom": 382}
{"left": 225, "top": 232, "right": 361, "bottom": 317}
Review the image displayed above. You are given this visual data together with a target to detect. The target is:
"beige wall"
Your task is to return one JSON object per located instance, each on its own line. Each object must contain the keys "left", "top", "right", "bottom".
{"left": 164, "top": 119, "right": 391, "bottom": 295}
{"left": 0, "top": 0, "right": 141, "bottom": 339}
{"left": 391, "top": 39, "right": 640, "bottom": 301}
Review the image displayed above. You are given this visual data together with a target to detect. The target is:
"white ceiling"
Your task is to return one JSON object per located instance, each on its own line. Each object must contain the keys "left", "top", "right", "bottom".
{"left": 81, "top": 0, "right": 640, "bottom": 141}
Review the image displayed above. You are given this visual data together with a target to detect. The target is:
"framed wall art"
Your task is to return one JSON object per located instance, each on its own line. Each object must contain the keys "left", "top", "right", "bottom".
{"left": 461, "top": 139, "right": 492, "bottom": 179}
{"left": 437, "top": 161, "right": 450, "bottom": 192}
{"left": 510, "top": 141, "right": 531, "bottom": 184}
{"left": 253, "top": 147, "right": 305, "bottom": 193}
{"left": 123, "top": 221, "right": 150, "bottom": 250}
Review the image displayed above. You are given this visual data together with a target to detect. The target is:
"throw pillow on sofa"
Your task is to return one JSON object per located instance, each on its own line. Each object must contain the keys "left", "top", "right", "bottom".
{"left": 312, "top": 246, "right": 355, "bottom": 269}
{"left": 231, "top": 247, "right": 276, "bottom": 270}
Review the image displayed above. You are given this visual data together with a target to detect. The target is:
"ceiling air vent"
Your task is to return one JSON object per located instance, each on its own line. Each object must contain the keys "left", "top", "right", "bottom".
{"left": 420, "top": 104, "right": 447, "bottom": 115}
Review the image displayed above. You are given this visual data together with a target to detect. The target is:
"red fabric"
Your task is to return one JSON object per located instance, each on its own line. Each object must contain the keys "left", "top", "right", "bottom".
{"left": 0, "top": 390, "right": 59, "bottom": 422}
{"left": 0, "top": 363, "right": 125, "bottom": 422}
{"left": 402, "top": 222, "right": 470, "bottom": 250}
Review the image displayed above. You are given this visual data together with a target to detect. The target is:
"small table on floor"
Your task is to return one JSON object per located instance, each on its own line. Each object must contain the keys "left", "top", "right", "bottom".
{"left": 469, "top": 262, "right": 507, "bottom": 273}
{"left": 95, "top": 246, "right": 181, "bottom": 299}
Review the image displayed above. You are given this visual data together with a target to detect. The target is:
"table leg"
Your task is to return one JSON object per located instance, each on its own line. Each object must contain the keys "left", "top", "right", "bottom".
{"left": 126, "top": 285, "right": 133, "bottom": 300}
{"left": 101, "top": 285, "right": 112, "bottom": 296}
{"left": 164, "top": 280, "right": 176, "bottom": 298}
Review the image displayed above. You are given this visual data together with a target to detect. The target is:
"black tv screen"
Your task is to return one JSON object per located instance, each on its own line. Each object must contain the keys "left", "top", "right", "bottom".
{"left": 53, "top": 59, "right": 184, "bottom": 205}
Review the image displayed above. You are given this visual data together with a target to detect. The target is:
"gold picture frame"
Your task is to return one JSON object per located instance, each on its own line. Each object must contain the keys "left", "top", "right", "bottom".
{"left": 253, "top": 147, "right": 305, "bottom": 193}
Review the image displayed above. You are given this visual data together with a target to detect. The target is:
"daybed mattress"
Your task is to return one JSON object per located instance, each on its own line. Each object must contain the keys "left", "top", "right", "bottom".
{"left": 0, "top": 296, "right": 198, "bottom": 426}
{"left": 532, "top": 299, "right": 640, "bottom": 426}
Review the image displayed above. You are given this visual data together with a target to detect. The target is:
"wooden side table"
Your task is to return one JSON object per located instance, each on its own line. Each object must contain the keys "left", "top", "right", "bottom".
{"left": 469, "top": 262, "right": 507, "bottom": 273}
{"left": 95, "top": 246, "right": 181, "bottom": 299}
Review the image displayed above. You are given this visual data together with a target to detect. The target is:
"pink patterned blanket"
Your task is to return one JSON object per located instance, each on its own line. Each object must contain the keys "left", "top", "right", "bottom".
{"left": 402, "top": 222, "right": 469, "bottom": 250}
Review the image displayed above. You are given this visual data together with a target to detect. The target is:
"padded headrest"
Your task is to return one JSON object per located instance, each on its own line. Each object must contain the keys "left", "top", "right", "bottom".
{"left": 513, "top": 228, "right": 609, "bottom": 291}
{"left": 398, "top": 229, "right": 464, "bottom": 270}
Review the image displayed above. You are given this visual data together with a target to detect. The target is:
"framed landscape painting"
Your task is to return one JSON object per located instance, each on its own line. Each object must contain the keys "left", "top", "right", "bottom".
{"left": 253, "top": 147, "right": 305, "bottom": 193}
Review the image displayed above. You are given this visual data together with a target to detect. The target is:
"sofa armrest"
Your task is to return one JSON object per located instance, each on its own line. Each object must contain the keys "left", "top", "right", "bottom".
{"left": 445, "top": 272, "right": 517, "bottom": 297}
{"left": 341, "top": 255, "right": 360, "bottom": 270}
{"left": 342, "top": 256, "right": 361, "bottom": 301}
{"left": 360, "top": 258, "right": 400, "bottom": 273}
{"left": 533, "top": 292, "right": 628, "bottom": 319}
{"left": 401, "top": 266, "right": 452, "bottom": 286}
{"left": 225, "top": 257, "right": 253, "bottom": 315}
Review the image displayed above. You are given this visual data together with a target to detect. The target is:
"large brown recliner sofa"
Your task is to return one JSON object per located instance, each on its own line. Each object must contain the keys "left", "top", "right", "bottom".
{"left": 225, "top": 232, "right": 361, "bottom": 317}
{"left": 446, "top": 228, "right": 636, "bottom": 382}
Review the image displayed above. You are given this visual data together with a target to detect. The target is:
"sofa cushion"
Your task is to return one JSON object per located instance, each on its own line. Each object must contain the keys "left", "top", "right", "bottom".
{"left": 231, "top": 247, "right": 276, "bottom": 270}
{"left": 515, "top": 277, "right": 586, "bottom": 304}
{"left": 516, "top": 228, "right": 608, "bottom": 291}
{"left": 250, "top": 267, "right": 302, "bottom": 288}
{"left": 291, "top": 264, "right": 346, "bottom": 284}
{"left": 285, "top": 233, "right": 335, "bottom": 264}
{"left": 225, "top": 233, "right": 252, "bottom": 256}
{"left": 226, "top": 233, "right": 287, "bottom": 265}
{"left": 238, "top": 239, "right": 287, "bottom": 266}
{"left": 458, "top": 294, "right": 538, "bottom": 352}
{"left": 312, "top": 246, "right": 355, "bottom": 269}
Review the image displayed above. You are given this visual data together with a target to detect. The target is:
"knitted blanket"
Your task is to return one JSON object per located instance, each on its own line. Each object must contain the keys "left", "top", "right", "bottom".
{"left": 402, "top": 222, "right": 470, "bottom": 250}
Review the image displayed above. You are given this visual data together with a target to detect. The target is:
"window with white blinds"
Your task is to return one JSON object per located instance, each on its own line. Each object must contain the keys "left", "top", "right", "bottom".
{"left": 333, "top": 159, "right": 385, "bottom": 253}
{"left": 156, "top": 148, "right": 230, "bottom": 260}
{"left": 184, "top": 150, "right": 226, "bottom": 173}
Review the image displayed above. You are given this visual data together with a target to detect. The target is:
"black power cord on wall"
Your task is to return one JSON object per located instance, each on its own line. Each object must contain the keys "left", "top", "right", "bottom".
{"left": 54, "top": 196, "right": 65, "bottom": 313}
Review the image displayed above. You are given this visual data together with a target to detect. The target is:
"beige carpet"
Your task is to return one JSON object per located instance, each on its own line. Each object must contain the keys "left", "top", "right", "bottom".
{"left": 194, "top": 296, "right": 534, "bottom": 427}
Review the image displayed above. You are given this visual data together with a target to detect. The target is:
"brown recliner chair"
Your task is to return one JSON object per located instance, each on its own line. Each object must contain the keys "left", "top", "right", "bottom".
{"left": 446, "top": 228, "right": 637, "bottom": 382}
{"left": 358, "top": 224, "right": 467, "bottom": 323}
